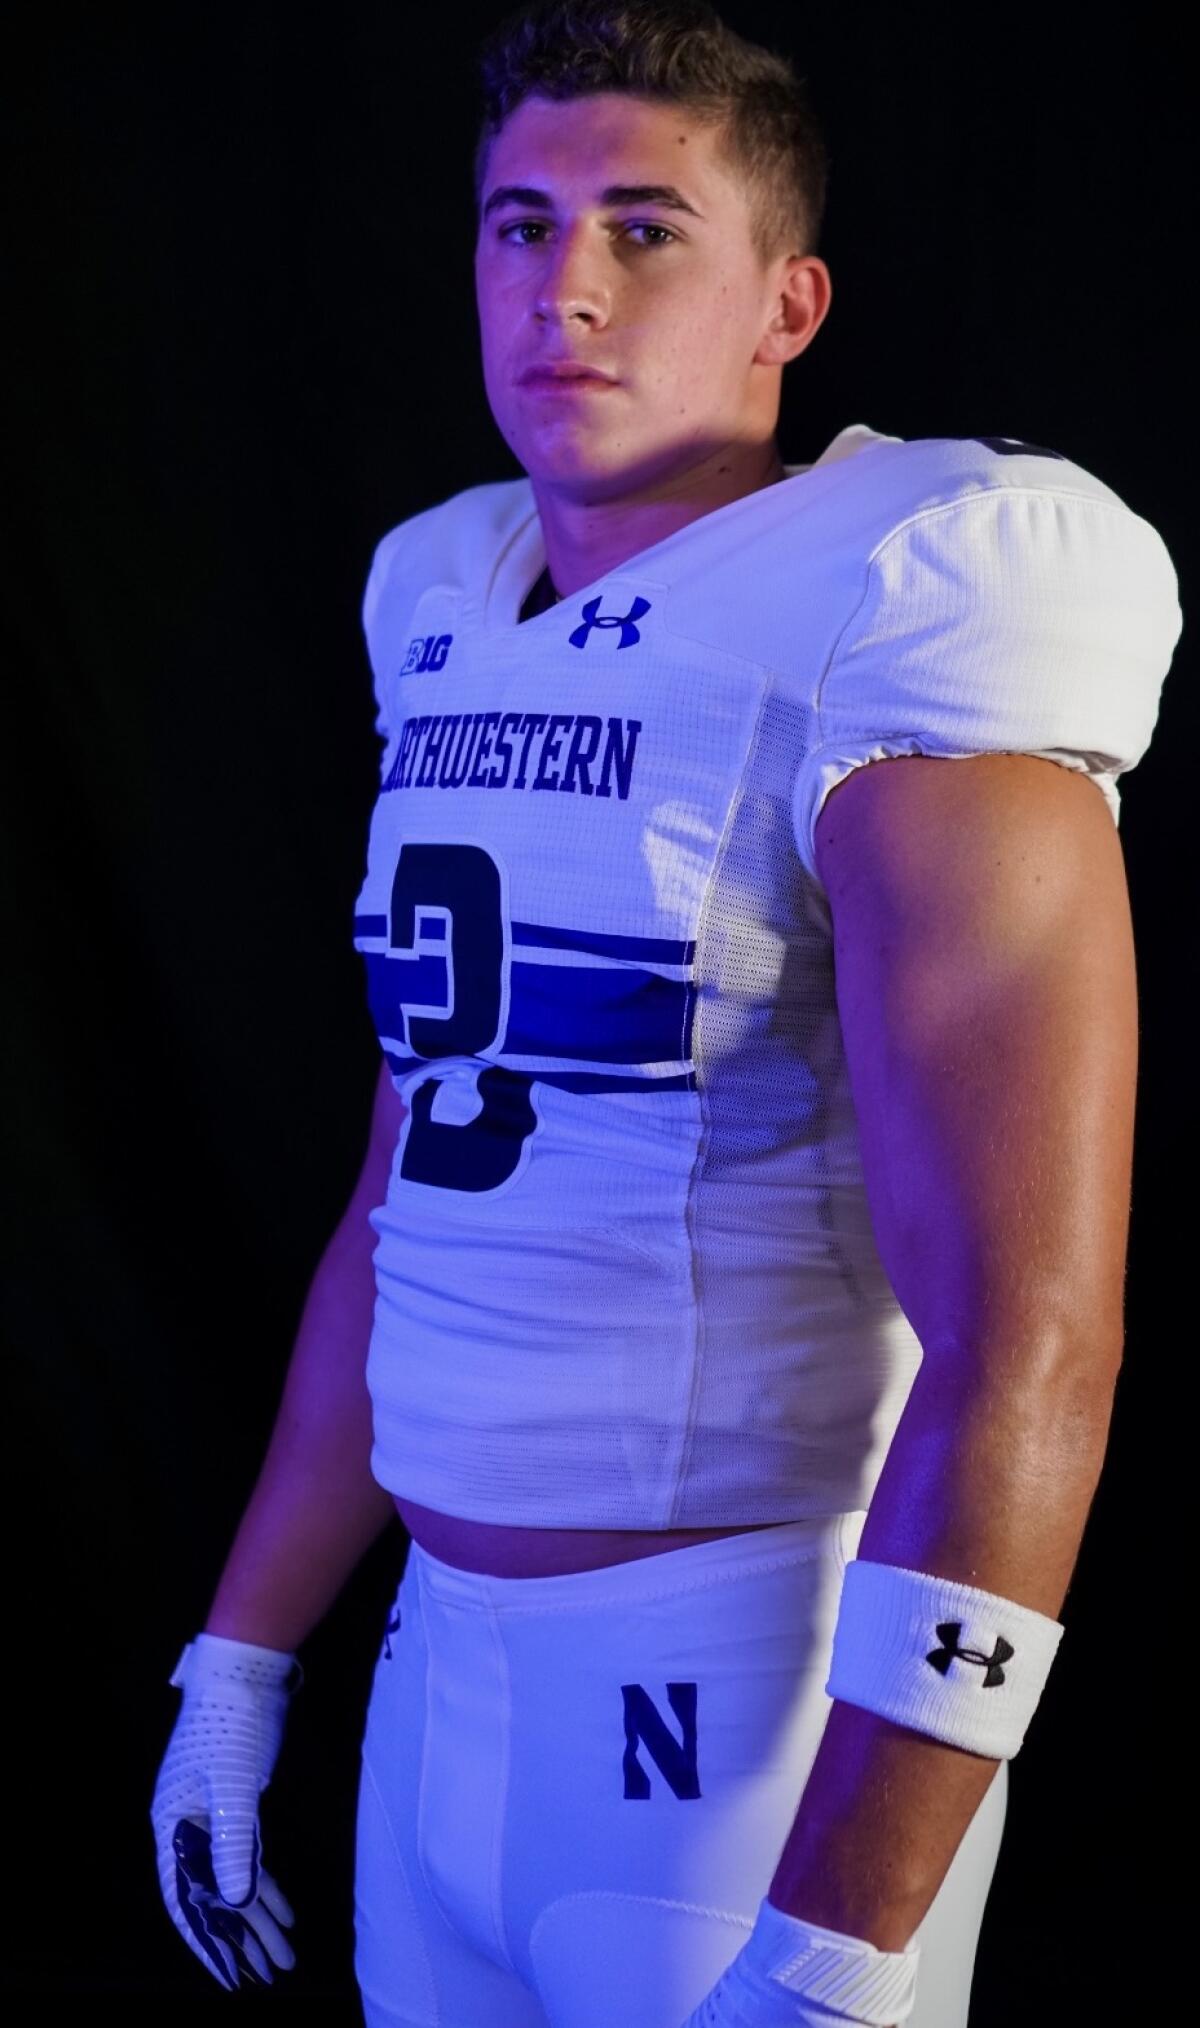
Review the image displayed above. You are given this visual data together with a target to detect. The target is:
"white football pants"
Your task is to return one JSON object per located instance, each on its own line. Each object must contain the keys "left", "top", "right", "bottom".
{"left": 354, "top": 1511, "right": 1007, "bottom": 2028}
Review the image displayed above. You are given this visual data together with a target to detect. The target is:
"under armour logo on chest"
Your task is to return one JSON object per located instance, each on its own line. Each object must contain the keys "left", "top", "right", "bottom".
{"left": 926, "top": 1621, "right": 1015, "bottom": 1688}
{"left": 569, "top": 593, "right": 652, "bottom": 650}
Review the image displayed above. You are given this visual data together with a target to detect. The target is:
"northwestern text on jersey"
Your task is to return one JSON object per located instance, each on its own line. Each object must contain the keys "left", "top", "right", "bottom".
{"left": 383, "top": 711, "right": 643, "bottom": 800}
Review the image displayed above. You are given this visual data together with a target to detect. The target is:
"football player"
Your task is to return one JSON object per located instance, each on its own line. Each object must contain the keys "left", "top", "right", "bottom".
{"left": 152, "top": 4, "right": 1182, "bottom": 2024}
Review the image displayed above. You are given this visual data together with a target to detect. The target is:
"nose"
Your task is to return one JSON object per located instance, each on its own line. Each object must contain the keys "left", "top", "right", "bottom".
{"left": 535, "top": 222, "right": 608, "bottom": 328}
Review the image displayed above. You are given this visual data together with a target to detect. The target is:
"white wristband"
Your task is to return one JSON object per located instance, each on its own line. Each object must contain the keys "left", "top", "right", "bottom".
{"left": 740, "top": 1896, "right": 920, "bottom": 2023}
{"left": 169, "top": 1632, "right": 303, "bottom": 1696}
{"left": 678, "top": 1897, "right": 920, "bottom": 2027}
{"left": 826, "top": 1560, "right": 1064, "bottom": 1759}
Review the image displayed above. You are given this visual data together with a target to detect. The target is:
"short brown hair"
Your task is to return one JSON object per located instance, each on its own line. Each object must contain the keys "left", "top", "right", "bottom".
{"left": 472, "top": 0, "right": 830, "bottom": 268}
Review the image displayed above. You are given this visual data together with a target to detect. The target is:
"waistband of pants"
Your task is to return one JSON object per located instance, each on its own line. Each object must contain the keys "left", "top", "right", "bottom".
{"left": 408, "top": 1511, "right": 867, "bottom": 1616}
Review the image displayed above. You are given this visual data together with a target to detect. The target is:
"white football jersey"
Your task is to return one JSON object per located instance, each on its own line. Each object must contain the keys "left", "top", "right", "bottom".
{"left": 353, "top": 422, "right": 1182, "bottom": 1527}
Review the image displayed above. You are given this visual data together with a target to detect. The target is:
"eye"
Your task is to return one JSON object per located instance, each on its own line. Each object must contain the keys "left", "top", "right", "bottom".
{"left": 496, "top": 220, "right": 551, "bottom": 243}
{"left": 624, "top": 222, "right": 681, "bottom": 247}
{"left": 496, "top": 220, "right": 677, "bottom": 248}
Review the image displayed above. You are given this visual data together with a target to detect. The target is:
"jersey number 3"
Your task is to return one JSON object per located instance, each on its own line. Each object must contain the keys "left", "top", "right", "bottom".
{"left": 389, "top": 842, "right": 538, "bottom": 1192}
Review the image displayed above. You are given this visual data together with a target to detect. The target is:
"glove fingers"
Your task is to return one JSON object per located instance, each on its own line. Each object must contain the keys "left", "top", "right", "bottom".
{"left": 206, "top": 1787, "right": 261, "bottom": 1907}
{"left": 170, "top": 1816, "right": 276, "bottom": 1988}
{"left": 199, "top": 1905, "right": 274, "bottom": 1988}
{"left": 174, "top": 1910, "right": 239, "bottom": 1990}
{"left": 240, "top": 1892, "right": 297, "bottom": 1973}
{"left": 227, "top": 1921, "right": 273, "bottom": 1985}
{"left": 256, "top": 1867, "right": 295, "bottom": 1930}
{"left": 175, "top": 1900, "right": 242, "bottom": 1990}
{"left": 161, "top": 1832, "right": 238, "bottom": 1991}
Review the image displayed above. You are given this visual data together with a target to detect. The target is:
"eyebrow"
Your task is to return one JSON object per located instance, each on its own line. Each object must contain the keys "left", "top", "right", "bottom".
{"left": 481, "top": 182, "right": 705, "bottom": 223}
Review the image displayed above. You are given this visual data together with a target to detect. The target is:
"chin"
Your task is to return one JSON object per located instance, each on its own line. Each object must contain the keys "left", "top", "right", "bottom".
{"left": 510, "top": 429, "right": 689, "bottom": 500}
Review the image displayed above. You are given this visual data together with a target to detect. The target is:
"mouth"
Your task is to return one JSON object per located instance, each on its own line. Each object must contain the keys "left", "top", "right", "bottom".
{"left": 519, "top": 363, "right": 619, "bottom": 387}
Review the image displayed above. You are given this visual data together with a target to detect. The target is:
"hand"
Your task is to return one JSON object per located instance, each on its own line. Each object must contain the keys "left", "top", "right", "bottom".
{"left": 676, "top": 1894, "right": 915, "bottom": 2026}
{"left": 680, "top": 1978, "right": 895, "bottom": 2028}
{"left": 149, "top": 1632, "right": 301, "bottom": 1989}
{"left": 167, "top": 1815, "right": 296, "bottom": 1990}
{"left": 678, "top": 1973, "right": 861, "bottom": 2027}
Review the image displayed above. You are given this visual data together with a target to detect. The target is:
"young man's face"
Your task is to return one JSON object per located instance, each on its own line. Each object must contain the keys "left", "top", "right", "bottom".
{"left": 474, "top": 90, "right": 827, "bottom": 504}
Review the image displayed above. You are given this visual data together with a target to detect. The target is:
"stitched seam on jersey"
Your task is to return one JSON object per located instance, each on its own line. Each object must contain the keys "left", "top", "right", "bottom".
{"left": 862, "top": 482, "right": 1134, "bottom": 567}
{"left": 489, "top": 501, "right": 543, "bottom": 624}
{"left": 363, "top": 521, "right": 411, "bottom": 636}
{"left": 654, "top": 574, "right": 787, "bottom": 678}
{"left": 811, "top": 484, "right": 1143, "bottom": 741}
{"left": 650, "top": 673, "right": 773, "bottom": 1532}
{"left": 364, "top": 521, "right": 414, "bottom": 762}
{"left": 596, "top": 1219, "right": 678, "bottom": 1271}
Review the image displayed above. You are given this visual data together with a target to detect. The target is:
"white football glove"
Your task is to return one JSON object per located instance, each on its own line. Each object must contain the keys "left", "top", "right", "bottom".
{"left": 678, "top": 1895, "right": 919, "bottom": 2026}
{"left": 150, "top": 1630, "right": 303, "bottom": 1990}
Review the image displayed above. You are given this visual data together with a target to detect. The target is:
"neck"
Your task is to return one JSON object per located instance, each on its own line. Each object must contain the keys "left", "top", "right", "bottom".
{"left": 532, "top": 438, "right": 787, "bottom": 606}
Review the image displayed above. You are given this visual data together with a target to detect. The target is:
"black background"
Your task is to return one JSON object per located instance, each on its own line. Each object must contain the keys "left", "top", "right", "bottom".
{"left": 4, "top": 3, "right": 1192, "bottom": 2019}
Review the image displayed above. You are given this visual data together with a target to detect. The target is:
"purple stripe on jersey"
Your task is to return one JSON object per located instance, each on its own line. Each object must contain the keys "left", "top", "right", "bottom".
{"left": 364, "top": 952, "right": 692, "bottom": 1067}
{"left": 503, "top": 961, "right": 692, "bottom": 1063}
{"left": 536, "top": 1068, "right": 696, "bottom": 1093}
{"left": 356, "top": 913, "right": 693, "bottom": 967}
{"left": 511, "top": 920, "right": 694, "bottom": 966}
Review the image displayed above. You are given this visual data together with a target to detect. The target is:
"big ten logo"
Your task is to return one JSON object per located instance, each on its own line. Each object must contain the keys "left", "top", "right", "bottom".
{"left": 401, "top": 634, "right": 453, "bottom": 676}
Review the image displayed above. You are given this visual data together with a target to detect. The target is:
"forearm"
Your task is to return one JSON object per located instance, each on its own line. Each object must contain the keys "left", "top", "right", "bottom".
{"left": 203, "top": 1209, "right": 398, "bottom": 1653}
{"left": 767, "top": 1337, "right": 1120, "bottom": 1949}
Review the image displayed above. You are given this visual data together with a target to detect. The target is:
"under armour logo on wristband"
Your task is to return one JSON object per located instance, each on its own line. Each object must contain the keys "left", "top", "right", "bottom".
{"left": 926, "top": 1622, "right": 1015, "bottom": 1687}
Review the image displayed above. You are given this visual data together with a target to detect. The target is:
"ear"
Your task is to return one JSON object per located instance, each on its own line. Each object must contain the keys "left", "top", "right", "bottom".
{"left": 754, "top": 257, "right": 831, "bottom": 369}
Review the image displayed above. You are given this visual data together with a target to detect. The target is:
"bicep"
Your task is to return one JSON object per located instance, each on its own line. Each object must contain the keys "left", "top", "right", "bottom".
{"left": 813, "top": 751, "right": 1137, "bottom": 1368}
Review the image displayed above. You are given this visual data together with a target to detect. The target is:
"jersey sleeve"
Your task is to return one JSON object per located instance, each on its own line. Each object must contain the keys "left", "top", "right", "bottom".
{"left": 790, "top": 485, "right": 1183, "bottom": 886}
{"left": 361, "top": 522, "right": 410, "bottom": 763}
